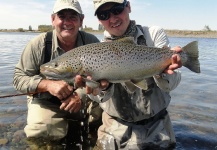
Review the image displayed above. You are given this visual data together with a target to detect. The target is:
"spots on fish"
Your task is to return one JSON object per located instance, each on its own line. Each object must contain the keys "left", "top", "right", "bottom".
{"left": 40, "top": 39, "right": 199, "bottom": 82}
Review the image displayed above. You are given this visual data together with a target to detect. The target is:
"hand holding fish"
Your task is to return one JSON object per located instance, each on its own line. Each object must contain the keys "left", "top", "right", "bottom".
{"left": 163, "top": 46, "right": 183, "bottom": 74}
{"left": 39, "top": 79, "right": 82, "bottom": 113}
{"left": 38, "top": 79, "right": 73, "bottom": 100}
{"left": 75, "top": 75, "right": 110, "bottom": 96}
{"left": 60, "top": 92, "right": 82, "bottom": 113}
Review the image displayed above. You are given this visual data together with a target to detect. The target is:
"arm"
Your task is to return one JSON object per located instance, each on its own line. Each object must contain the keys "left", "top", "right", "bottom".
{"left": 13, "top": 35, "right": 45, "bottom": 94}
{"left": 14, "top": 34, "right": 82, "bottom": 113}
{"left": 13, "top": 34, "right": 74, "bottom": 100}
{"left": 149, "top": 27, "right": 182, "bottom": 91}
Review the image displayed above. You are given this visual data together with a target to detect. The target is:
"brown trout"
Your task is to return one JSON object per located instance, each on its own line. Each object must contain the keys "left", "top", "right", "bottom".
{"left": 40, "top": 37, "right": 200, "bottom": 89}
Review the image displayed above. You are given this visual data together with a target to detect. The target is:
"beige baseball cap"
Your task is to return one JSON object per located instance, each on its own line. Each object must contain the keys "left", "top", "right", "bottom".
{"left": 53, "top": 0, "right": 82, "bottom": 14}
{"left": 93, "top": 0, "right": 124, "bottom": 14}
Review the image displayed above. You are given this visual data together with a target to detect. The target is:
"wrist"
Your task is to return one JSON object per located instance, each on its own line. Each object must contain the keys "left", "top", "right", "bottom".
{"left": 37, "top": 79, "right": 50, "bottom": 93}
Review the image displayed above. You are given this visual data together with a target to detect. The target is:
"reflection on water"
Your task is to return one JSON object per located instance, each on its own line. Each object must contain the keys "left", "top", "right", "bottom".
{"left": 0, "top": 32, "right": 217, "bottom": 149}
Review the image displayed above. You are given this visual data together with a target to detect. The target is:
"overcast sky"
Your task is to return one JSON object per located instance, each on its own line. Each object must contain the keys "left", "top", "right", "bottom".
{"left": 0, "top": 0, "right": 216, "bottom": 31}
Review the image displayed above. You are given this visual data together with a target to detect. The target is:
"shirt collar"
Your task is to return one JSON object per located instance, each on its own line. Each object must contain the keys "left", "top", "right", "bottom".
{"left": 135, "top": 26, "right": 145, "bottom": 43}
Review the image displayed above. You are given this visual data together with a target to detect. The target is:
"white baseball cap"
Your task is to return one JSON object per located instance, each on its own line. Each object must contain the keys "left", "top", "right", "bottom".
{"left": 53, "top": 0, "right": 83, "bottom": 14}
{"left": 93, "top": 0, "right": 124, "bottom": 14}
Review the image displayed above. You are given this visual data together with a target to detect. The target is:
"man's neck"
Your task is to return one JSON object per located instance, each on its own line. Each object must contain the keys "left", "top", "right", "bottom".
{"left": 57, "top": 35, "right": 77, "bottom": 52}
{"left": 59, "top": 40, "right": 76, "bottom": 52}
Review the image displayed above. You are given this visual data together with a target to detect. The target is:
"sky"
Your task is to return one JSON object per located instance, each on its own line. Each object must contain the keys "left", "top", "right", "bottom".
{"left": 0, "top": 0, "right": 216, "bottom": 31}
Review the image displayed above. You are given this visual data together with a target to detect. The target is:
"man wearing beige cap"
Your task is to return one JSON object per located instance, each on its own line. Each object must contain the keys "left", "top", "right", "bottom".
{"left": 75, "top": 0, "right": 183, "bottom": 149}
{"left": 13, "top": 0, "right": 102, "bottom": 145}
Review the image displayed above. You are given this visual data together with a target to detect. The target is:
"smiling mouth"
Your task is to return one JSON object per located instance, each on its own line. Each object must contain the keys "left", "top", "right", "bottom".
{"left": 63, "top": 27, "right": 73, "bottom": 30}
{"left": 62, "top": 25, "right": 73, "bottom": 30}
{"left": 111, "top": 22, "right": 121, "bottom": 28}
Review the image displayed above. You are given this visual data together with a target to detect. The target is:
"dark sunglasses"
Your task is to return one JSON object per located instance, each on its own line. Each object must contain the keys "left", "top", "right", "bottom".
{"left": 96, "top": 0, "right": 128, "bottom": 21}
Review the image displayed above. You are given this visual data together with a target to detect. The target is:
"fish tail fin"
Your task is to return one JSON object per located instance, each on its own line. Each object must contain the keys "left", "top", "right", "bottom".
{"left": 182, "top": 41, "right": 201, "bottom": 73}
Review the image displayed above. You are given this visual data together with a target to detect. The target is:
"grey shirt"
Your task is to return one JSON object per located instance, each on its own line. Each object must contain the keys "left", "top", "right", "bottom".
{"left": 13, "top": 30, "right": 99, "bottom": 99}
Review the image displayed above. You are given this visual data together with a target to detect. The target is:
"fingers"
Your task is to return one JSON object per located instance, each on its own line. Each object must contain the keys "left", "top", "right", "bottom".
{"left": 86, "top": 76, "right": 96, "bottom": 94}
{"left": 86, "top": 76, "right": 93, "bottom": 94}
{"left": 164, "top": 53, "right": 182, "bottom": 74}
{"left": 92, "top": 88, "right": 102, "bottom": 96}
{"left": 49, "top": 80, "right": 73, "bottom": 100}
{"left": 75, "top": 75, "right": 110, "bottom": 95}
{"left": 61, "top": 92, "right": 67, "bottom": 100}
{"left": 171, "top": 46, "right": 182, "bottom": 53}
{"left": 75, "top": 75, "right": 85, "bottom": 88}
{"left": 85, "top": 77, "right": 110, "bottom": 95}
{"left": 163, "top": 68, "right": 174, "bottom": 75}
{"left": 100, "top": 79, "right": 110, "bottom": 90}
{"left": 61, "top": 81, "right": 73, "bottom": 95}
{"left": 60, "top": 93, "right": 82, "bottom": 113}
{"left": 171, "top": 54, "right": 182, "bottom": 68}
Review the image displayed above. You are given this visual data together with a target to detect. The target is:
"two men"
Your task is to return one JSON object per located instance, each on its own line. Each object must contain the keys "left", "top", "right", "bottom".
{"left": 14, "top": 0, "right": 182, "bottom": 149}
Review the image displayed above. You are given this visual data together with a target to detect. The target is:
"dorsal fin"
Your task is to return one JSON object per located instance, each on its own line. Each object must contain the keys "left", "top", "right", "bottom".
{"left": 162, "top": 45, "right": 170, "bottom": 50}
{"left": 116, "top": 37, "right": 135, "bottom": 44}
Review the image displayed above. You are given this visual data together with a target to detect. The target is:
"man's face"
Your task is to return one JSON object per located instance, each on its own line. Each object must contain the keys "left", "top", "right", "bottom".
{"left": 52, "top": 9, "right": 83, "bottom": 40}
{"left": 97, "top": 1, "right": 131, "bottom": 36}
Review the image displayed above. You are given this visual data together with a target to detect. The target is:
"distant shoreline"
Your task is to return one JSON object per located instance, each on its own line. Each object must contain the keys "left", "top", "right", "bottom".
{"left": 165, "top": 30, "right": 217, "bottom": 38}
{"left": 87, "top": 30, "right": 217, "bottom": 39}
{"left": 1, "top": 29, "right": 217, "bottom": 38}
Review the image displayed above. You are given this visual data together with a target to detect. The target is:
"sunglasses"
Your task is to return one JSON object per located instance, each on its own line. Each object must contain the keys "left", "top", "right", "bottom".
{"left": 96, "top": 0, "right": 128, "bottom": 21}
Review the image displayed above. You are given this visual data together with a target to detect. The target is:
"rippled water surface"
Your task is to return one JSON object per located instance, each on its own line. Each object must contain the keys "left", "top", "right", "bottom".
{"left": 0, "top": 32, "right": 216, "bottom": 150}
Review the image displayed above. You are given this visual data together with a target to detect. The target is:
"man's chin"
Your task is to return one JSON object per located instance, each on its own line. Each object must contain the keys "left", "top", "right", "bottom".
{"left": 108, "top": 28, "right": 125, "bottom": 37}
{"left": 61, "top": 31, "right": 74, "bottom": 38}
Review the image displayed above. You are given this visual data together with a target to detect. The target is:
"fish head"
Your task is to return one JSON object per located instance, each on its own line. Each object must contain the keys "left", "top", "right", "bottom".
{"left": 40, "top": 55, "right": 82, "bottom": 80}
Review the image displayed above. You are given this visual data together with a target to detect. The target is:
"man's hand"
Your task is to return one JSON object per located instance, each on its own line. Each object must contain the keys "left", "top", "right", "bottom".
{"left": 163, "top": 46, "right": 183, "bottom": 74}
{"left": 75, "top": 75, "right": 110, "bottom": 96}
{"left": 60, "top": 92, "right": 82, "bottom": 113}
{"left": 45, "top": 80, "right": 74, "bottom": 100}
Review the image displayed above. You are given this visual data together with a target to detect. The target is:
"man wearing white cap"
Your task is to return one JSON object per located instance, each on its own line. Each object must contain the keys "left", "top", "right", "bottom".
{"left": 75, "top": 0, "right": 183, "bottom": 149}
{"left": 13, "top": 0, "right": 102, "bottom": 144}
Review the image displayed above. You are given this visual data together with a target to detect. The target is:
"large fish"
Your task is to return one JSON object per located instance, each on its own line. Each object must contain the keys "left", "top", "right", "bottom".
{"left": 40, "top": 37, "right": 200, "bottom": 89}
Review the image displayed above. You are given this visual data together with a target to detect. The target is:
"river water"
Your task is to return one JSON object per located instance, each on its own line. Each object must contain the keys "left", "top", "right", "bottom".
{"left": 0, "top": 32, "right": 216, "bottom": 150}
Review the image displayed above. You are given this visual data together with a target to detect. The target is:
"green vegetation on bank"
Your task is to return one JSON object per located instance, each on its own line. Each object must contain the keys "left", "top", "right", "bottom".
{"left": 0, "top": 25, "right": 217, "bottom": 38}
{"left": 165, "top": 30, "right": 217, "bottom": 38}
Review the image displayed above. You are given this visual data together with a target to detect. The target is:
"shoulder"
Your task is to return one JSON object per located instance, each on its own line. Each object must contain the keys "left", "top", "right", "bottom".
{"left": 141, "top": 26, "right": 166, "bottom": 37}
{"left": 24, "top": 32, "right": 48, "bottom": 57}
{"left": 140, "top": 25, "right": 169, "bottom": 47}
{"left": 28, "top": 32, "right": 47, "bottom": 47}
{"left": 19, "top": 32, "right": 47, "bottom": 64}
{"left": 79, "top": 31, "right": 100, "bottom": 43}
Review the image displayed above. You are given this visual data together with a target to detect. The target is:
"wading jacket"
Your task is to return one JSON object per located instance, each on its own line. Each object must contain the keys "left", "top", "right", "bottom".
{"left": 89, "top": 26, "right": 181, "bottom": 122}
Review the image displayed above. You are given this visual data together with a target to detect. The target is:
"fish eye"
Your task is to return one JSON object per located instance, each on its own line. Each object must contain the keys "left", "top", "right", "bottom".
{"left": 52, "top": 62, "right": 58, "bottom": 67}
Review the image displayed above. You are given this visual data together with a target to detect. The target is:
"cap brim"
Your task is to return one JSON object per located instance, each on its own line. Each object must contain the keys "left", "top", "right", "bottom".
{"left": 94, "top": 0, "right": 124, "bottom": 15}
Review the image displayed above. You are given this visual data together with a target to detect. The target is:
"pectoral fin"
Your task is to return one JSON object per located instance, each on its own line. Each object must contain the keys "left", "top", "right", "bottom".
{"left": 82, "top": 77, "right": 100, "bottom": 89}
{"left": 124, "top": 81, "right": 137, "bottom": 93}
{"left": 131, "top": 79, "right": 148, "bottom": 90}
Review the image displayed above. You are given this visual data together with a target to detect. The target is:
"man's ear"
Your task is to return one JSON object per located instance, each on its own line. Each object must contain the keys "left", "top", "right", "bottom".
{"left": 51, "top": 14, "right": 55, "bottom": 26}
{"left": 99, "top": 21, "right": 102, "bottom": 25}
{"left": 127, "top": 1, "right": 131, "bottom": 13}
{"left": 80, "top": 14, "right": 84, "bottom": 27}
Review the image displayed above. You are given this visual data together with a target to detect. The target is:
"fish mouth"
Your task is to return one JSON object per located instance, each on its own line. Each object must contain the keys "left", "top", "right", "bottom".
{"left": 40, "top": 67, "right": 71, "bottom": 80}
